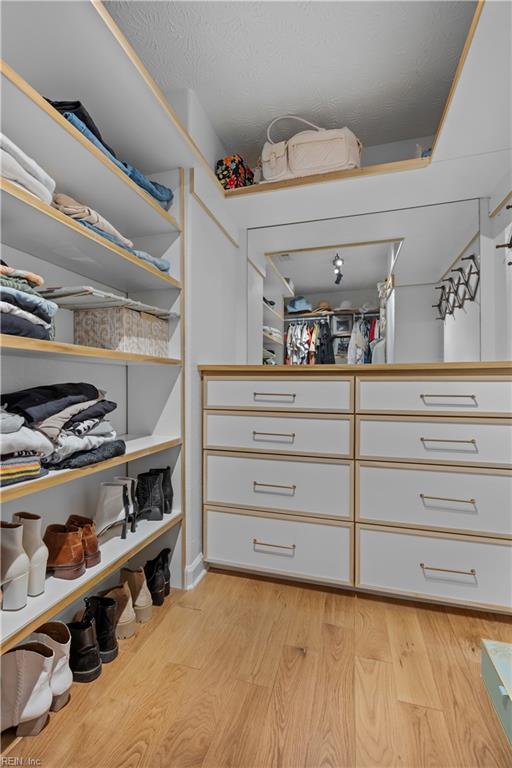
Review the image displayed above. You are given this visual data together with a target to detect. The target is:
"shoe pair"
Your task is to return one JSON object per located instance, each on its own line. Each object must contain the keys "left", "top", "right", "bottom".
{"left": 94, "top": 477, "right": 138, "bottom": 541}
{"left": 44, "top": 515, "right": 100, "bottom": 581}
{"left": 144, "top": 548, "right": 172, "bottom": 606}
{"left": 1, "top": 514, "right": 49, "bottom": 610}
{"left": 136, "top": 467, "right": 173, "bottom": 521}
{"left": 68, "top": 595, "right": 118, "bottom": 683}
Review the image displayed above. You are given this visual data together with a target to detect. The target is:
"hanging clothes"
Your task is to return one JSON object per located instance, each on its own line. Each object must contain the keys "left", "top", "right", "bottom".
{"left": 348, "top": 317, "right": 371, "bottom": 364}
{"left": 285, "top": 318, "right": 334, "bottom": 365}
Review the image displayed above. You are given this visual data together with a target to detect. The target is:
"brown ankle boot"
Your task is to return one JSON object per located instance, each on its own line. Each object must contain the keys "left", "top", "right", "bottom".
{"left": 66, "top": 515, "right": 100, "bottom": 568}
{"left": 43, "top": 525, "right": 85, "bottom": 580}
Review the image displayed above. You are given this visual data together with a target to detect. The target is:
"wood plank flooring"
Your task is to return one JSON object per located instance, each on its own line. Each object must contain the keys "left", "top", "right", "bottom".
{"left": 3, "top": 571, "right": 511, "bottom": 768}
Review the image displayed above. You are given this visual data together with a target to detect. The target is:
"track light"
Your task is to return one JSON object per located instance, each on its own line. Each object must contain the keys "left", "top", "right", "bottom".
{"left": 335, "top": 272, "right": 343, "bottom": 285}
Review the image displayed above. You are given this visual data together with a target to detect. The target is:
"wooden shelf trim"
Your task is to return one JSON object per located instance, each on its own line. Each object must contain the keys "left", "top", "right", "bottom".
{"left": 0, "top": 335, "right": 182, "bottom": 366}
{"left": 0, "top": 436, "right": 182, "bottom": 503}
{"left": 198, "top": 361, "right": 512, "bottom": 376}
{"left": 263, "top": 331, "right": 284, "bottom": 346}
{"left": 0, "top": 179, "right": 181, "bottom": 291}
{"left": 0, "top": 512, "right": 183, "bottom": 653}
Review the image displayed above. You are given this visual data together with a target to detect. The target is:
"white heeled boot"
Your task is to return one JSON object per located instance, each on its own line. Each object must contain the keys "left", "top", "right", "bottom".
{"left": 1, "top": 642, "right": 53, "bottom": 735}
{"left": 94, "top": 482, "right": 129, "bottom": 539}
{"left": 27, "top": 622, "right": 73, "bottom": 711}
{"left": 12, "top": 512, "right": 49, "bottom": 597}
{"left": 0, "top": 521, "right": 30, "bottom": 610}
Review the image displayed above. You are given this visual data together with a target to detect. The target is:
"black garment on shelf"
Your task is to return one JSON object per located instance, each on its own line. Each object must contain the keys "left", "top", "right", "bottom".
{"left": 316, "top": 320, "right": 335, "bottom": 364}
{"left": 46, "top": 99, "right": 117, "bottom": 158}
{"left": 2, "top": 382, "right": 100, "bottom": 425}
{"left": 0, "top": 312, "right": 50, "bottom": 340}
{"left": 42, "top": 439, "right": 126, "bottom": 470}
{"left": 63, "top": 399, "right": 117, "bottom": 428}
{"left": 0, "top": 290, "right": 52, "bottom": 323}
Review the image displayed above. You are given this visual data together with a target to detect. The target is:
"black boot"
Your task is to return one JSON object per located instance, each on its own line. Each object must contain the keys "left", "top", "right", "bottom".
{"left": 136, "top": 472, "right": 164, "bottom": 521}
{"left": 144, "top": 554, "right": 166, "bottom": 606}
{"left": 81, "top": 596, "right": 118, "bottom": 663}
{"left": 67, "top": 617, "right": 102, "bottom": 682}
{"left": 149, "top": 467, "right": 173, "bottom": 515}
{"left": 159, "top": 547, "right": 172, "bottom": 596}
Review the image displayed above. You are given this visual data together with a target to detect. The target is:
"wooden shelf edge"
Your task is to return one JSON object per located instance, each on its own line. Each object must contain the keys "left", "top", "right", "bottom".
{"left": 0, "top": 59, "right": 181, "bottom": 233}
{"left": 0, "top": 512, "right": 183, "bottom": 653}
{"left": 0, "top": 335, "right": 182, "bottom": 366}
{"left": 198, "top": 361, "right": 512, "bottom": 375}
{"left": 0, "top": 437, "right": 182, "bottom": 503}
{"left": 0, "top": 179, "right": 181, "bottom": 290}
{"left": 224, "top": 157, "right": 431, "bottom": 197}
{"left": 263, "top": 332, "right": 284, "bottom": 346}
{"left": 263, "top": 301, "right": 284, "bottom": 322}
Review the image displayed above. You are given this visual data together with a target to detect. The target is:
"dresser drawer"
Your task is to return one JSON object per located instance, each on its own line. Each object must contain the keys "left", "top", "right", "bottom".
{"left": 206, "top": 508, "right": 353, "bottom": 585}
{"left": 205, "top": 452, "right": 352, "bottom": 519}
{"left": 204, "top": 377, "right": 352, "bottom": 412}
{"left": 357, "top": 525, "right": 512, "bottom": 611}
{"left": 357, "top": 377, "right": 512, "bottom": 416}
{"left": 357, "top": 416, "right": 512, "bottom": 468}
{"left": 357, "top": 462, "right": 512, "bottom": 537}
{"left": 205, "top": 412, "right": 352, "bottom": 457}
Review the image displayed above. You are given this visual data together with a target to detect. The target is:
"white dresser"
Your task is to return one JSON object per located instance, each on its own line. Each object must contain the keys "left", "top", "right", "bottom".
{"left": 200, "top": 365, "right": 512, "bottom": 613}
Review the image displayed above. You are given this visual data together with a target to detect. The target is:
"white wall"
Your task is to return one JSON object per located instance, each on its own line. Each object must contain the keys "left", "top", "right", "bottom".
{"left": 363, "top": 135, "right": 434, "bottom": 166}
{"left": 392, "top": 284, "right": 443, "bottom": 362}
{"left": 166, "top": 88, "right": 228, "bottom": 168}
{"left": 443, "top": 240, "right": 481, "bottom": 363}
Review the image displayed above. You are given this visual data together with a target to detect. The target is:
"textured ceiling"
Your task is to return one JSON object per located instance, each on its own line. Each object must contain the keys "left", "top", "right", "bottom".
{"left": 106, "top": 1, "right": 477, "bottom": 164}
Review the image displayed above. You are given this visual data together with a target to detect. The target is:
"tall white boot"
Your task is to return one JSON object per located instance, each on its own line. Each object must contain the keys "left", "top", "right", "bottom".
{"left": 0, "top": 521, "right": 29, "bottom": 610}
{"left": 12, "top": 512, "right": 49, "bottom": 597}
{"left": 1, "top": 642, "right": 53, "bottom": 735}
{"left": 27, "top": 622, "right": 73, "bottom": 711}
{"left": 94, "top": 482, "right": 128, "bottom": 539}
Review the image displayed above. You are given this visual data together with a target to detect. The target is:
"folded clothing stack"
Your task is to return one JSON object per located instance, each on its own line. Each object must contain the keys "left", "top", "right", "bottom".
{"left": 0, "top": 407, "right": 52, "bottom": 486}
{"left": 52, "top": 193, "right": 170, "bottom": 273}
{"left": 47, "top": 99, "right": 174, "bottom": 210}
{"left": 1, "top": 383, "right": 125, "bottom": 483}
{"left": 263, "top": 325, "right": 282, "bottom": 341}
{"left": 1, "top": 260, "right": 58, "bottom": 340}
{"left": 0, "top": 133, "right": 56, "bottom": 205}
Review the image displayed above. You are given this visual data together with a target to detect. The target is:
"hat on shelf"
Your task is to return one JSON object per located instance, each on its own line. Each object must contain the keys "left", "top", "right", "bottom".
{"left": 311, "top": 300, "right": 333, "bottom": 313}
{"left": 286, "top": 296, "right": 312, "bottom": 313}
{"left": 334, "top": 299, "right": 353, "bottom": 310}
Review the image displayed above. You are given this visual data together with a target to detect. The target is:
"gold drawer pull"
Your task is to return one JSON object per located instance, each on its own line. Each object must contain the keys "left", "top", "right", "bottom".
{"left": 420, "top": 437, "right": 476, "bottom": 445}
{"left": 253, "top": 481, "right": 296, "bottom": 493}
{"left": 253, "top": 391, "right": 296, "bottom": 400}
{"left": 253, "top": 538, "right": 296, "bottom": 552}
{"left": 420, "top": 393, "right": 476, "bottom": 401}
{"left": 420, "top": 562, "right": 476, "bottom": 577}
{"left": 253, "top": 430, "right": 295, "bottom": 441}
{"left": 420, "top": 493, "right": 476, "bottom": 505}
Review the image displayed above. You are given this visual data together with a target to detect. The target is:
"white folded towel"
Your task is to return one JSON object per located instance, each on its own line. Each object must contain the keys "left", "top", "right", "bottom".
{"left": 0, "top": 133, "right": 55, "bottom": 194}
{"left": 0, "top": 148, "right": 53, "bottom": 205}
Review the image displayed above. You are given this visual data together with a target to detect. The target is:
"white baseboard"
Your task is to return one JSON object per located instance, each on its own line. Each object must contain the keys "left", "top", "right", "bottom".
{"left": 184, "top": 553, "right": 208, "bottom": 590}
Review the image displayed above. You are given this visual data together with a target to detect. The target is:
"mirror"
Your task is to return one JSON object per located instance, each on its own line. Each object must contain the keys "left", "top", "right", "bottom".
{"left": 254, "top": 199, "right": 480, "bottom": 365}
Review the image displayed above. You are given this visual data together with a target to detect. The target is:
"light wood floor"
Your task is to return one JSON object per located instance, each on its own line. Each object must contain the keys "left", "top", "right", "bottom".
{"left": 4, "top": 571, "right": 512, "bottom": 768}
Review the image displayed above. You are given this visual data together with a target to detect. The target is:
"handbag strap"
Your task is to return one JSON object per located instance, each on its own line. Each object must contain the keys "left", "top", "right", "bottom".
{"left": 266, "top": 115, "right": 323, "bottom": 145}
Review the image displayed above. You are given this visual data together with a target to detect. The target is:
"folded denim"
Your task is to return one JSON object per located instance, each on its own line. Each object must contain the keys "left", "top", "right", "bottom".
{"left": 0, "top": 426, "right": 54, "bottom": 457}
{"left": 37, "top": 396, "right": 104, "bottom": 441}
{"left": 64, "top": 399, "right": 117, "bottom": 427}
{"left": 2, "top": 382, "right": 100, "bottom": 425}
{"left": 52, "top": 192, "right": 133, "bottom": 248}
{"left": 0, "top": 264, "right": 44, "bottom": 287}
{"left": 0, "top": 286, "right": 58, "bottom": 322}
{"left": 0, "top": 148, "right": 53, "bottom": 205}
{"left": 0, "top": 407, "right": 24, "bottom": 434}
{"left": 47, "top": 100, "right": 117, "bottom": 157}
{"left": 0, "top": 133, "right": 56, "bottom": 194}
{"left": 44, "top": 429, "right": 117, "bottom": 465}
{"left": 78, "top": 220, "right": 170, "bottom": 272}
{"left": 0, "top": 301, "right": 51, "bottom": 329}
{"left": 63, "top": 112, "right": 173, "bottom": 206}
{"left": 0, "top": 466, "right": 48, "bottom": 487}
{"left": 1, "top": 311, "right": 50, "bottom": 340}
{"left": 43, "top": 438, "right": 126, "bottom": 470}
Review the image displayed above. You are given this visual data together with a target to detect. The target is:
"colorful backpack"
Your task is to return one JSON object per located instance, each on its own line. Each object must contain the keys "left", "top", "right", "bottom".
{"left": 215, "top": 154, "right": 254, "bottom": 190}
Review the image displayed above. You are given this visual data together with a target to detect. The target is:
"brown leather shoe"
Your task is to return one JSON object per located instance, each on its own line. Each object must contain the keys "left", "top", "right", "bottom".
{"left": 43, "top": 525, "right": 85, "bottom": 580}
{"left": 66, "top": 515, "right": 100, "bottom": 568}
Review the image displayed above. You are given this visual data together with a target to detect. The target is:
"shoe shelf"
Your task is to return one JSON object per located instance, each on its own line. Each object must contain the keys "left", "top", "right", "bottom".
{"left": 263, "top": 331, "right": 284, "bottom": 347}
{"left": 263, "top": 300, "right": 284, "bottom": 323}
{"left": 1, "top": 62, "right": 181, "bottom": 239}
{"left": 0, "top": 510, "right": 183, "bottom": 653}
{"left": 0, "top": 335, "right": 182, "bottom": 368}
{"left": 0, "top": 436, "right": 182, "bottom": 504}
{"left": 0, "top": 181, "right": 182, "bottom": 293}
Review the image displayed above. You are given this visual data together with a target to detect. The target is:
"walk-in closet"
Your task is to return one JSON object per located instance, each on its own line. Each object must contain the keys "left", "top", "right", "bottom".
{"left": 1, "top": 1, "right": 511, "bottom": 766}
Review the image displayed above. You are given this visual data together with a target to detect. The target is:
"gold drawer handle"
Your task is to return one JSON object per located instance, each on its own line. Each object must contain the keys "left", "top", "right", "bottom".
{"left": 420, "top": 493, "right": 476, "bottom": 505}
{"left": 253, "top": 430, "right": 295, "bottom": 441}
{"left": 420, "top": 562, "right": 476, "bottom": 577}
{"left": 253, "top": 391, "right": 296, "bottom": 401}
{"left": 253, "top": 538, "right": 296, "bottom": 552}
{"left": 420, "top": 393, "right": 476, "bottom": 401}
{"left": 420, "top": 437, "right": 476, "bottom": 445}
{"left": 253, "top": 481, "right": 296, "bottom": 493}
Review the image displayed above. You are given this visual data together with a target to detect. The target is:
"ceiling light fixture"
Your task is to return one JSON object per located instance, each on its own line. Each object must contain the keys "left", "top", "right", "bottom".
{"left": 333, "top": 252, "right": 344, "bottom": 284}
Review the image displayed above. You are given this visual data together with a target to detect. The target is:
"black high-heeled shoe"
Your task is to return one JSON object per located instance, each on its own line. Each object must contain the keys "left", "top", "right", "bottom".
{"left": 149, "top": 467, "right": 173, "bottom": 515}
{"left": 136, "top": 472, "right": 164, "bottom": 521}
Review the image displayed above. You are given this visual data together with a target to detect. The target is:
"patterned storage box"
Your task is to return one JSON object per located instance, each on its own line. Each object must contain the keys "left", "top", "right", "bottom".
{"left": 74, "top": 307, "right": 169, "bottom": 357}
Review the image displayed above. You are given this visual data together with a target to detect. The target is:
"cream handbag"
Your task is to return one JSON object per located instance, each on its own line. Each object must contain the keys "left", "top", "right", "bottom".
{"left": 261, "top": 115, "right": 362, "bottom": 182}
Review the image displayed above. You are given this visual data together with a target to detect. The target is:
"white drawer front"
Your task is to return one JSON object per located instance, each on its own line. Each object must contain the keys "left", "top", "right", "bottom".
{"left": 205, "top": 378, "right": 351, "bottom": 412}
{"left": 358, "top": 418, "right": 512, "bottom": 467}
{"left": 206, "top": 453, "right": 352, "bottom": 519}
{"left": 357, "top": 526, "right": 512, "bottom": 610}
{"left": 357, "top": 464, "right": 512, "bottom": 536}
{"left": 205, "top": 413, "right": 352, "bottom": 457}
{"left": 206, "top": 509, "right": 352, "bottom": 584}
{"left": 358, "top": 378, "right": 512, "bottom": 415}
